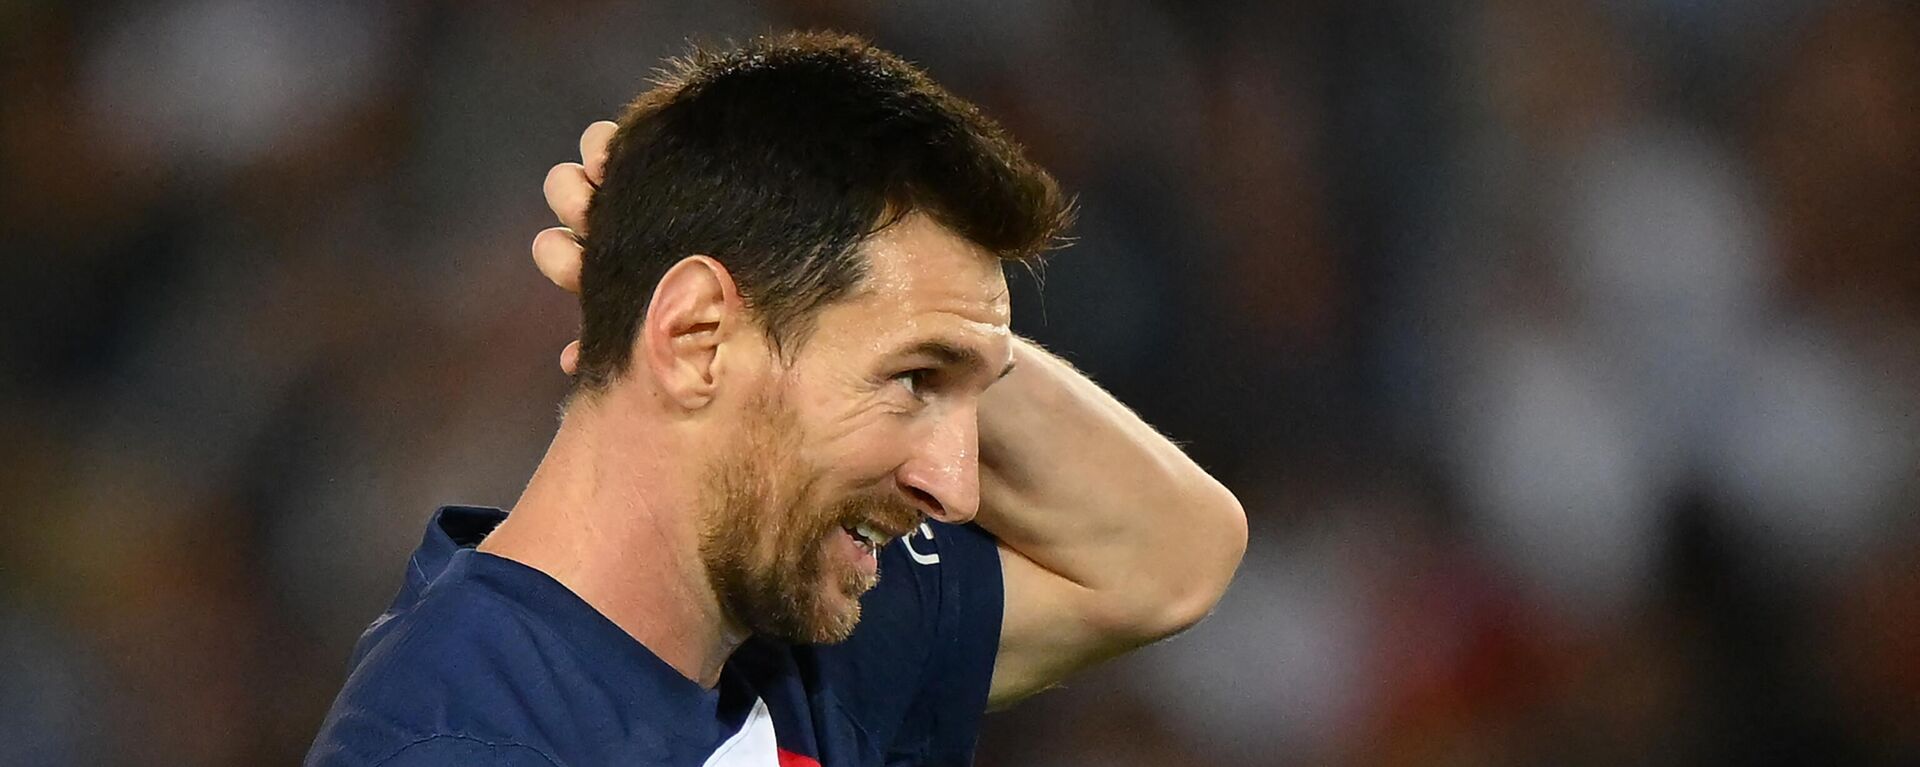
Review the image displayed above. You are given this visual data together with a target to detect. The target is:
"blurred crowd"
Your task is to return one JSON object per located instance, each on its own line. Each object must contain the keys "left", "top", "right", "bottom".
{"left": 2, "top": 0, "right": 1916, "bottom": 765}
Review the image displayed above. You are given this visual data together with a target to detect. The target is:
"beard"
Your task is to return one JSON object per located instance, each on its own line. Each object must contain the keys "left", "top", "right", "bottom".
{"left": 695, "top": 391, "right": 915, "bottom": 644}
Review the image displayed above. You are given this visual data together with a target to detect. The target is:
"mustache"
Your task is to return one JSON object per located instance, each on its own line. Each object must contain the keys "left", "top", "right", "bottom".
{"left": 827, "top": 490, "right": 921, "bottom": 536}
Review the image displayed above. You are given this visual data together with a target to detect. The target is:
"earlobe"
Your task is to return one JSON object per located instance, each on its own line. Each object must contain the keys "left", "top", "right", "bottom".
{"left": 639, "top": 256, "right": 744, "bottom": 411}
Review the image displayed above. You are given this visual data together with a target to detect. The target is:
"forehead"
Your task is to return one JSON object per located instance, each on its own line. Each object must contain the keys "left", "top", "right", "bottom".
{"left": 811, "top": 213, "right": 1012, "bottom": 348}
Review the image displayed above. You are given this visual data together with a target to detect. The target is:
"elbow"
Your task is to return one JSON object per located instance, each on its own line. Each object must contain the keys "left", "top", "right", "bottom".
{"left": 1161, "top": 478, "right": 1248, "bottom": 636}
{"left": 1108, "top": 478, "right": 1249, "bottom": 644}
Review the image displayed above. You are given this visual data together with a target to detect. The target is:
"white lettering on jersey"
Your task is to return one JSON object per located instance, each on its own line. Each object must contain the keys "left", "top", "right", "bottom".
{"left": 701, "top": 697, "right": 779, "bottom": 767}
{"left": 901, "top": 522, "right": 940, "bottom": 565}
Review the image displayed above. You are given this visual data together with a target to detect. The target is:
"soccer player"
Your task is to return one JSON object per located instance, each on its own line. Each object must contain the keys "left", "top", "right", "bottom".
{"left": 306, "top": 33, "right": 1245, "bottom": 767}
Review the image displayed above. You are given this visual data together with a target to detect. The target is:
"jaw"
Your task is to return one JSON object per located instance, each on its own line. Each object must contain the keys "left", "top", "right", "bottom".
{"left": 811, "top": 529, "right": 879, "bottom": 635}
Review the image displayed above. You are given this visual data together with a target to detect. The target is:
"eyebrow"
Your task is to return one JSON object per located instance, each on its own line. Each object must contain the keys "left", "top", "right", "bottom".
{"left": 902, "top": 340, "right": 1017, "bottom": 381}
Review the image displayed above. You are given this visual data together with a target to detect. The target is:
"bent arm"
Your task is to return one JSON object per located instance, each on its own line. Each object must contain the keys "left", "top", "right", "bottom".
{"left": 525, "top": 123, "right": 1244, "bottom": 708}
{"left": 976, "top": 339, "right": 1247, "bottom": 709}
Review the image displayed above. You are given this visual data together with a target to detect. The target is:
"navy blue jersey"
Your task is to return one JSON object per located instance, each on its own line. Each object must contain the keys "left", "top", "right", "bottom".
{"left": 305, "top": 506, "right": 1003, "bottom": 767}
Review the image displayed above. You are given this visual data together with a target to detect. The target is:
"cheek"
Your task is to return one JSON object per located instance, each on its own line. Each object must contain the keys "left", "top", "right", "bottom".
{"left": 779, "top": 365, "right": 920, "bottom": 487}
{"left": 819, "top": 419, "right": 916, "bottom": 488}
{"left": 795, "top": 404, "right": 916, "bottom": 487}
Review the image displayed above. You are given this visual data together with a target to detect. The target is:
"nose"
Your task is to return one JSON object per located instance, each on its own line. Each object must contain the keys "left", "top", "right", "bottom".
{"left": 895, "top": 404, "right": 980, "bottom": 525}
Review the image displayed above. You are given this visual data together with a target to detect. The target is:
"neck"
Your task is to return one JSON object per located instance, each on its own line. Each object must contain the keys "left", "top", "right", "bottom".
{"left": 478, "top": 393, "right": 746, "bottom": 687}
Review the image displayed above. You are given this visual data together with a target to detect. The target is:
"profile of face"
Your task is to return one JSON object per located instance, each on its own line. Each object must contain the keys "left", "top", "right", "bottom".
{"left": 694, "top": 214, "right": 1015, "bottom": 644}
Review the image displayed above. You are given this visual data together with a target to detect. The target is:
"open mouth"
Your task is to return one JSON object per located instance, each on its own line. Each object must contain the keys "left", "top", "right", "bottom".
{"left": 840, "top": 522, "right": 893, "bottom": 556}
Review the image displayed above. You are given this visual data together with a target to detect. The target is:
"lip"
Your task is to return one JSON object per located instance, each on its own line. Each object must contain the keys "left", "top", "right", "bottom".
{"left": 836, "top": 527, "right": 879, "bottom": 580}
{"left": 858, "top": 516, "right": 919, "bottom": 544}
{"left": 875, "top": 519, "right": 917, "bottom": 541}
{"left": 839, "top": 509, "right": 918, "bottom": 547}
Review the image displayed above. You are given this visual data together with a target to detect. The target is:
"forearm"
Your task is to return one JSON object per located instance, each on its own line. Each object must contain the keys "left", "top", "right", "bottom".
{"left": 975, "top": 339, "right": 1246, "bottom": 636}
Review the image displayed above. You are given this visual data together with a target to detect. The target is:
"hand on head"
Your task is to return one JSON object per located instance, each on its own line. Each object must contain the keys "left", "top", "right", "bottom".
{"left": 535, "top": 120, "right": 618, "bottom": 375}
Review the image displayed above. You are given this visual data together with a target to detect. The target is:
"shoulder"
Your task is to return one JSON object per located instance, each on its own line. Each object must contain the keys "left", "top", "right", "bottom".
{"left": 873, "top": 520, "right": 1003, "bottom": 645}
{"left": 346, "top": 568, "right": 554, "bottom": 703}
{"left": 822, "top": 521, "right": 1001, "bottom": 663}
{"left": 773, "top": 522, "right": 1002, "bottom": 761}
{"left": 869, "top": 520, "right": 1001, "bottom": 616}
{"left": 371, "top": 735, "right": 560, "bottom": 767}
{"left": 312, "top": 550, "right": 709, "bottom": 765}
{"left": 308, "top": 565, "right": 599, "bottom": 765}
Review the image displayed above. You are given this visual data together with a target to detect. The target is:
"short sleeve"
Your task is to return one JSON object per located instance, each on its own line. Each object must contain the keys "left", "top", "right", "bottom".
{"left": 802, "top": 521, "right": 1003, "bottom": 765}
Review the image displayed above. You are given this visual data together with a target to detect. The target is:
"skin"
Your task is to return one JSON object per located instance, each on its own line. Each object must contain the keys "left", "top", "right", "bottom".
{"left": 695, "top": 212, "right": 1020, "bottom": 645}
{"left": 482, "top": 209, "right": 1012, "bottom": 686}
{"left": 514, "top": 122, "right": 1248, "bottom": 707}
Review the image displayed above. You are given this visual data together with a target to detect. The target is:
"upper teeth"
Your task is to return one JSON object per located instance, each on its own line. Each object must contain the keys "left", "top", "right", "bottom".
{"left": 853, "top": 523, "right": 887, "bottom": 548}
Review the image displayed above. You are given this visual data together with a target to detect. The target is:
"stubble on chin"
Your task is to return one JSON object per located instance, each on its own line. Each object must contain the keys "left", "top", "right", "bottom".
{"left": 696, "top": 391, "right": 869, "bottom": 645}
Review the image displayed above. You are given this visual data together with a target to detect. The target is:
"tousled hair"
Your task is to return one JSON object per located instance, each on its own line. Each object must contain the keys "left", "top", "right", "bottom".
{"left": 574, "top": 31, "right": 1072, "bottom": 391}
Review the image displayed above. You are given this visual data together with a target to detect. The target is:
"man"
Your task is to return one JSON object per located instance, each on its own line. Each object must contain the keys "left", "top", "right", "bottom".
{"left": 307, "top": 32, "right": 1245, "bottom": 766}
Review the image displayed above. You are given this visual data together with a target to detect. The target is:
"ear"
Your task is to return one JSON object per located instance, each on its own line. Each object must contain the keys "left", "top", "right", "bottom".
{"left": 639, "top": 256, "right": 746, "bottom": 411}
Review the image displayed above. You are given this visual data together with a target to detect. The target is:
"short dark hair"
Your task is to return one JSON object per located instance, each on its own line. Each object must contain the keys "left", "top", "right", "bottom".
{"left": 573, "top": 31, "right": 1072, "bottom": 392}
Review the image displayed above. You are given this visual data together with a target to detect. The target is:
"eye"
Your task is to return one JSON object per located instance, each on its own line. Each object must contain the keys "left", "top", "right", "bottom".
{"left": 891, "top": 368, "right": 935, "bottom": 398}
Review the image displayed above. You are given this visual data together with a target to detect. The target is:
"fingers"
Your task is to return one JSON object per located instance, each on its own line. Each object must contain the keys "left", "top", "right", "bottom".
{"left": 533, "top": 227, "right": 584, "bottom": 294}
{"left": 546, "top": 120, "right": 614, "bottom": 377}
{"left": 544, "top": 162, "right": 595, "bottom": 233}
{"left": 580, "top": 120, "right": 617, "bottom": 185}
{"left": 545, "top": 121, "right": 616, "bottom": 232}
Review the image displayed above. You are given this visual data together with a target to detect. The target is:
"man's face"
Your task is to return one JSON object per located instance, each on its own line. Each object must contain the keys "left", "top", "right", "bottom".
{"left": 697, "top": 213, "right": 1015, "bottom": 644}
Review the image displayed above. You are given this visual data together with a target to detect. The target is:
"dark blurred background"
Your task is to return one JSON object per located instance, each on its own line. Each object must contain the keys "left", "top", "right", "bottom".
{"left": 3, "top": 0, "right": 1917, "bottom": 764}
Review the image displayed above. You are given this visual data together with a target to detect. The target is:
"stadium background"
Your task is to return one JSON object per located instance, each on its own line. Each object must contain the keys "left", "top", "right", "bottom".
{"left": 3, "top": 0, "right": 1917, "bottom": 764}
